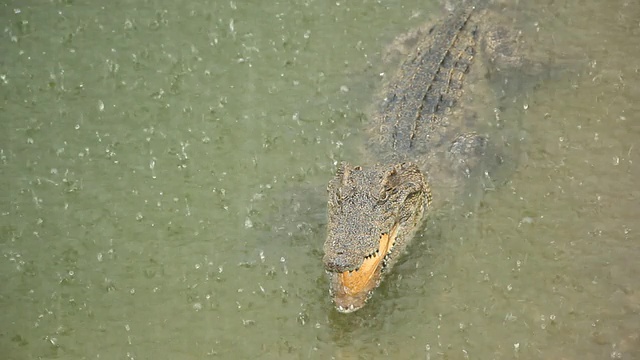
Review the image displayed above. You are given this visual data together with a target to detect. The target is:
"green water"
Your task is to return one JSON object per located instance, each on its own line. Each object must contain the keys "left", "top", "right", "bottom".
{"left": 1, "top": 0, "right": 638, "bottom": 359}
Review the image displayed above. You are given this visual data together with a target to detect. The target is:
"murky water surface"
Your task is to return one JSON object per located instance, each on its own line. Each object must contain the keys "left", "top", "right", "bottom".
{"left": 1, "top": 0, "right": 638, "bottom": 359}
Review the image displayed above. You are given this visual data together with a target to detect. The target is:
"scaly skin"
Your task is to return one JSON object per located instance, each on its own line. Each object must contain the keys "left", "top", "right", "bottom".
{"left": 323, "top": 4, "right": 524, "bottom": 313}
{"left": 324, "top": 162, "right": 431, "bottom": 312}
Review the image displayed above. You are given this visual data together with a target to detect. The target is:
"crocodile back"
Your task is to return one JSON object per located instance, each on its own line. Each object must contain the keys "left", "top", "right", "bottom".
{"left": 369, "top": 6, "right": 480, "bottom": 165}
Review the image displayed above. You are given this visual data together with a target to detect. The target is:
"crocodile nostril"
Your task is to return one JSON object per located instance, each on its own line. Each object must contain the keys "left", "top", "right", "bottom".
{"left": 323, "top": 253, "right": 352, "bottom": 272}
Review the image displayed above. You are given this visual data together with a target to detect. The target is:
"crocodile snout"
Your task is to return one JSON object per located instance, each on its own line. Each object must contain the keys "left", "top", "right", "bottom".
{"left": 323, "top": 252, "right": 357, "bottom": 273}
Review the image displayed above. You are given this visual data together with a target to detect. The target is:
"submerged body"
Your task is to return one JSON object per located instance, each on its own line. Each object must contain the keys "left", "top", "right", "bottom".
{"left": 323, "top": 4, "right": 525, "bottom": 313}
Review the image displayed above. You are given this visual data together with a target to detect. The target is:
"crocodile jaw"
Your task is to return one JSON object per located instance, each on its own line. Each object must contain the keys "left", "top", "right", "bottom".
{"left": 323, "top": 162, "right": 429, "bottom": 313}
{"left": 329, "top": 225, "right": 398, "bottom": 313}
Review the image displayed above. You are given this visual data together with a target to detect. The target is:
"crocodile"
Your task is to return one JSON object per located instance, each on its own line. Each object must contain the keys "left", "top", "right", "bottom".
{"left": 323, "top": 3, "right": 526, "bottom": 313}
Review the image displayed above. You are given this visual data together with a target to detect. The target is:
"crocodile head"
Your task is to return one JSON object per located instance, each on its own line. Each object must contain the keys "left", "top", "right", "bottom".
{"left": 323, "top": 162, "right": 431, "bottom": 313}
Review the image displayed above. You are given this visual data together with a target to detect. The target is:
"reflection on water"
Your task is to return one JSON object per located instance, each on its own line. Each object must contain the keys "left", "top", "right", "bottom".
{"left": 1, "top": 0, "right": 638, "bottom": 359}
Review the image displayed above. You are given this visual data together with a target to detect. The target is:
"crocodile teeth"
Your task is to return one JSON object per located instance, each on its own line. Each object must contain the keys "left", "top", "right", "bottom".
{"left": 337, "top": 304, "right": 356, "bottom": 313}
{"left": 381, "top": 239, "right": 396, "bottom": 269}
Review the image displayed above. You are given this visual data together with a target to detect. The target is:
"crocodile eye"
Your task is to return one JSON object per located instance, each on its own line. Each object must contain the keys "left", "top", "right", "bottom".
{"left": 377, "top": 187, "right": 389, "bottom": 203}
{"left": 335, "top": 187, "right": 343, "bottom": 205}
